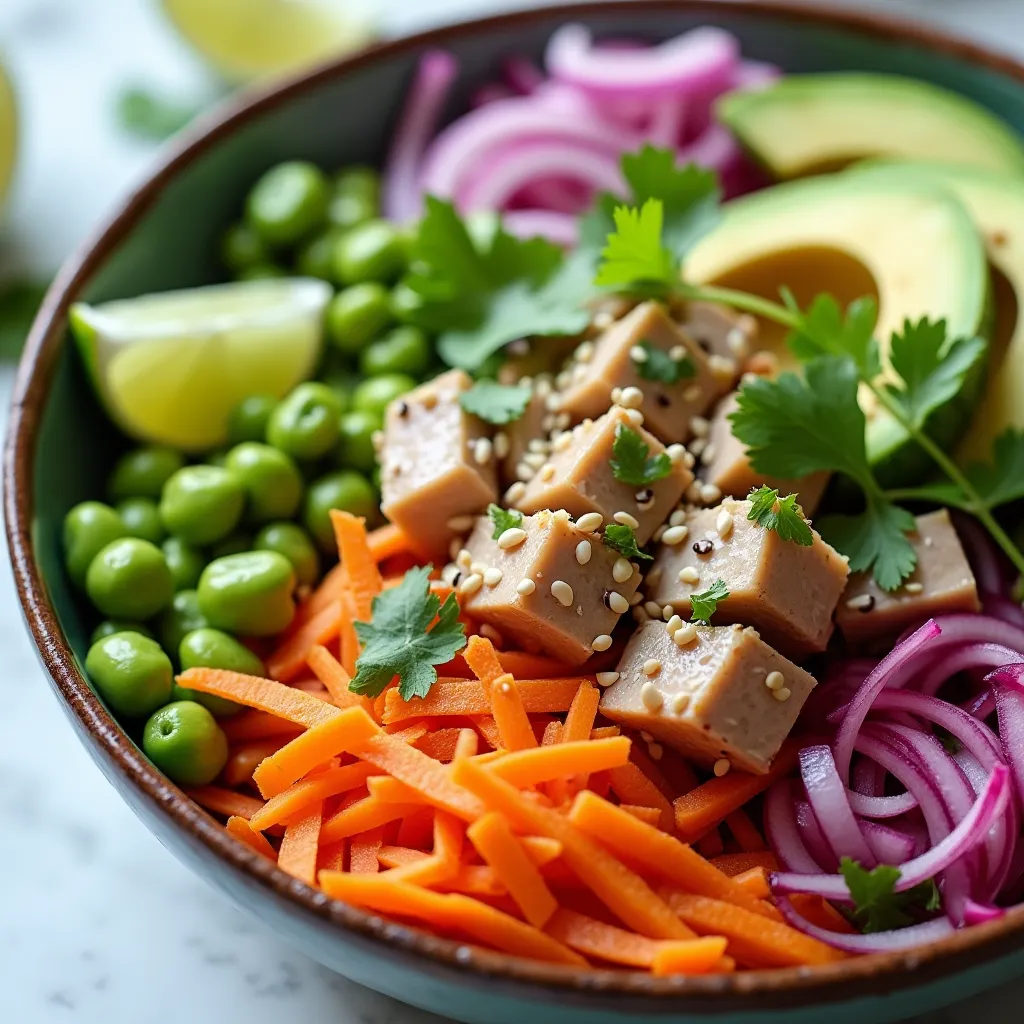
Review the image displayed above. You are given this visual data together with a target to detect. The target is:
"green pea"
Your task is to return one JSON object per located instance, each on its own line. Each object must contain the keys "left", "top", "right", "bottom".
{"left": 63, "top": 501, "right": 128, "bottom": 589}
{"left": 337, "top": 409, "right": 380, "bottom": 473}
{"left": 327, "top": 282, "right": 393, "bottom": 355}
{"left": 143, "top": 701, "right": 229, "bottom": 786}
{"left": 174, "top": 627, "right": 265, "bottom": 716}
{"left": 360, "top": 325, "right": 430, "bottom": 378}
{"left": 238, "top": 263, "right": 286, "bottom": 281}
{"left": 221, "top": 222, "right": 268, "bottom": 274}
{"left": 86, "top": 538, "right": 174, "bottom": 620}
{"left": 91, "top": 619, "right": 155, "bottom": 645}
{"left": 197, "top": 551, "right": 296, "bottom": 637}
{"left": 210, "top": 532, "right": 252, "bottom": 559}
{"left": 86, "top": 631, "right": 173, "bottom": 718}
{"left": 266, "top": 382, "right": 342, "bottom": 461}
{"left": 224, "top": 442, "right": 303, "bottom": 523}
{"left": 335, "top": 166, "right": 380, "bottom": 206}
{"left": 254, "top": 522, "right": 320, "bottom": 587}
{"left": 245, "top": 160, "right": 329, "bottom": 247}
{"left": 162, "top": 537, "right": 206, "bottom": 591}
{"left": 328, "top": 166, "right": 380, "bottom": 230}
{"left": 304, "top": 471, "right": 377, "bottom": 551}
{"left": 227, "top": 395, "right": 278, "bottom": 446}
{"left": 158, "top": 589, "right": 209, "bottom": 657}
{"left": 206, "top": 449, "right": 229, "bottom": 468}
{"left": 333, "top": 219, "right": 406, "bottom": 285}
{"left": 389, "top": 279, "right": 425, "bottom": 324}
{"left": 296, "top": 228, "right": 342, "bottom": 281}
{"left": 352, "top": 373, "right": 416, "bottom": 418}
{"left": 159, "top": 465, "right": 245, "bottom": 546}
{"left": 108, "top": 447, "right": 185, "bottom": 502}
{"left": 117, "top": 497, "right": 166, "bottom": 545}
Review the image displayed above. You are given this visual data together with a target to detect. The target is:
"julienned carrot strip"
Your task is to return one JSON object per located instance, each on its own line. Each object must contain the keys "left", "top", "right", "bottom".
{"left": 433, "top": 810, "right": 465, "bottom": 866}
{"left": 489, "top": 674, "right": 537, "bottom": 752}
{"left": 225, "top": 815, "right": 277, "bottom": 860}
{"left": 733, "top": 867, "right": 770, "bottom": 900}
{"left": 223, "top": 737, "right": 289, "bottom": 787}
{"left": 620, "top": 805, "right": 663, "bottom": 827}
{"left": 696, "top": 830, "right": 724, "bottom": 858}
{"left": 454, "top": 728, "right": 479, "bottom": 760}
{"left": 278, "top": 801, "right": 323, "bottom": 886}
{"left": 321, "top": 794, "right": 422, "bottom": 844}
{"left": 543, "top": 909, "right": 682, "bottom": 970}
{"left": 541, "top": 721, "right": 563, "bottom": 746}
{"left": 299, "top": 560, "right": 347, "bottom": 623}
{"left": 521, "top": 836, "right": 563, "bottom": 867}
{"left": 266, "top": 601, "right": 342, "bottom": 682}
{"left": 306, "top": 644, "right": 374, "bottom": 713}
{"left": 673, "top": 743, "right": 799, "bottom": 841}
{"left": 650, "top": 937, "right": 731, "bottom": 976}
{"left": 378, "top": 845, "right": 430, "bottom": 869}
{"left": 384, "top": 679, "right": 585, "bottom": 724}
{"left": 380, "top": 837, "right": 558, "bottom": 871}
{"left": 349, "top": 825, "right": 385, "bottom": 874}
{"left": 567, "top": 791, "right": 780, "bottom": 921}
{"left": 487, "top": 737, "right": 632, "bottom": 789}
{"left": 711, "top": 852, "right": 780, "bottom": 876}
{"left": 562, "top": 682, "right": 599, "bottom": 743}
{"left": 494, "top": 651, "right": 575, "bottom": 679}
{"left": 339, "top": 590, "right": 360, "bottom": 677}
{"left": 464, "top": 635, "right": 506, "bottom": 686}
{"left": 395, "top": 808, "right": 434, "bottom": 849}
{"left": 367, "top": 523, "right": 412, "bottom": 564}
{"left": 788, "top": 894, "right": 859, "bottom": 934}
{"left": 661, "top": 892, "right": 845, "bottom": 968}
{"left": 414, "top": 727, "right": 464, "bottom": 762}
{"left": 320, "top": 842, "right": 347, "bottom": 872}
{"left": 318, "top": 873, "right": 586, "bottom": 966}
{"left": 176, "top": 668, "right": 340, "bottom": 728}
{"left": 187, "top": 785, "right": 265, "bottom": 821}
{"left": 222, "top": 710, "right": 304, "bottom": 743}
{"left": 725, "top": 809, "right": 768, "bottom": 853}
{"left": 590, "top": 726, "right": 621, "bottom": 741}
{"left": 607, "top": 763, "right": 674, "bottom": 832}
{"left": 467, "top": 812, "right": 557, "bottom": 928}
{"left": 252, "top": 707, "right": 381, "bottom": 799}
{"left": 290, "top": 678, "right": 332, "bottom": 699}
{"left": 473, "top": 716, "right": 503, "bottom": 750}
{"left": 249, "top": 763, "right": 379, "bottom": 831}
{"left": 367, "top": 774, "right": 423, "bottom": 805}
{"left": 388, "top": 723, "right": 430, "bottom": 745}
{"left": 451, "top": 758, "right": 692, "bottom": 941}
{"left": 330, "top": 510, "right": 383, "bottom": 621}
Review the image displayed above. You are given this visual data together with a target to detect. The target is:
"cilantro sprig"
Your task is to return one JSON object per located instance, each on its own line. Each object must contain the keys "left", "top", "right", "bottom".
{"left": 747, "top": 486, "right": 813, "bottom": 546}
{"left": 350, "top": 565, "right": 467, "bottom": 701}
{"left": 690, "top": 579, "right": 729, "bottom": 624}
{"left": 602, "top": 522, "right": 652, "bottom": 561}
{"left": 636, "top": 340, "right": 695, "bottom": 384}
{"left": 610, "top": 423, "right": 672, "bottom": 486}
{"left": 839, "top": 858, "right": 941, "bottom": 933}
{"left": 488, "top": 504, "right": 523, "bottom": 540}
{"left": 460, "top": 380, "right": 532, "bottom": 424}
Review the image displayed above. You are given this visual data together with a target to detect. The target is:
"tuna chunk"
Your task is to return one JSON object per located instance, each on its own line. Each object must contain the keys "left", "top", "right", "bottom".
{"left": 498, "top": 386, "right": 551, "bottom": 492}
{"left": 679, "top": 302, "right": 757, "bottom": 371}
{"left": 555, "top": 301, "right": 728, "bottom": 445}
{"left": 458, "top": 509, "right": 642, "bottom": 666}
{"left": 513, "top": 406, "right": 692, "bottom": 546}
{"left": 600, "top": 620, "right": 816, "bottom": 774}
{"left": 699, "top": 393, "right": 830, "bottom": 516}
{"left": 380, "top": 369, "right": 498, "bottom": 560}
{"left": 836, "top": 509, "right": 980, "bottom": 644}
{"left": 646, "top": 497, "right": 849, "bottom": 657}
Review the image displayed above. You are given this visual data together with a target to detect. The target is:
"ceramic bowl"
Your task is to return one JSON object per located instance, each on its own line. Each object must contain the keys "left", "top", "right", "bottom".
{"left": 8, "top": 3, "right": 1024, "bottom": 1021}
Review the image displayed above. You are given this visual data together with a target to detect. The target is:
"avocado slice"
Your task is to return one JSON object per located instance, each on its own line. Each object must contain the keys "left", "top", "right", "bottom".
{"left": 849, "top": 160, "right": 1024, "bottom": 466}
{"left": 686, "top": 173, "right": 990, "bottom": 484}
{"left": 718, "top": 74, "right": 1024, "bottom": 180}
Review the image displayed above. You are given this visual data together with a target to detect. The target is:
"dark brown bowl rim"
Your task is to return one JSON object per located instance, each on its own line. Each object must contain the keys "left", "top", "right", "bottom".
{"left": 8, "top": 0, "right": 1024, "bottom": 1010}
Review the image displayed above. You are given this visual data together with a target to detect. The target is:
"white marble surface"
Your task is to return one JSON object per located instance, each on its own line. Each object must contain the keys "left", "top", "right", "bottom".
{"left": 3, "top": 1, "right": 1024, "bottom": 1021}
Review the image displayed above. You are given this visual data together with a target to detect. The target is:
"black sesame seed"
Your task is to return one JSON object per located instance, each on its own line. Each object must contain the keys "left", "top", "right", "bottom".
{"left": 696, "top": 337, "right": 711, "bottom": 353}
{"left": 451, "top": 572, "right": 462, "bottom": 587}
{"left": 635, "top": 488, "right": 654, "bottom": 504}
{"left": 656, "top": 394, "right": 670, "bottom": 408}
{"left": 857, "top": 595, "right": 876, "bottom": 613}
{"left": 602, "top": 590, "right": 613, "bottom": 610}
{"left": 693, "top": 539, "right": 714, "bottom": 555}
{"left": 397, "top": 401, "right": 409, "bottom": 418}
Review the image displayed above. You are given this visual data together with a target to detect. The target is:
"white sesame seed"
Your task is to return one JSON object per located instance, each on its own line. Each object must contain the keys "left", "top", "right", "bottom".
{"left": 483, "top": 567, "right": 504, "bottom": 587}
{"left": 493, "top": 431, "right": 510, "bottom": 459}
{"left": 629, "top": 345, "right": 649, "bottom": 364}
{"left": 661, "top": 525, "right": 689, "bottom": 546}
{"left": 643, "top": 659, "right": 662, "bottom": 677}
{"left": 669, "top": 345, "right": 687, "bottom": 362}
{"left": 666, "top": 443, "right": 686, "bottom": 464}
{"left": 689, "top": 415, "right": 709, "bottom": 437}
{"left": 479, "top": 623, "right": 503, "bottom": 645}
{"left": 645, "top": 600, "right": 663, "bottom": 618}
{"left": 679, "top": 566, "right": 700, "bottom": 585}
{"left": 607, "top": 591, "right": 629, "bottom": 615}
{"left": 528, "top": 438, "right": 550, "bottom": 454}
{"left": 576, "top": 340, "right": 595, "bottom": 363}
{"left": 629, "top": 591, "right": 644, "bottom": 606}
{"left": 726, "top": 326, "right": 749, "bottom": 356}
{"left": 614, "top": 511, "right": 640, "bottom": 529}
{"left": 539, "top": 463, "right": 556, "bottom": 482}
{"left": 662, "top": 605, "right": 675, "bottom": 621}
{"left": 553, "top": 509, "right": 571, "bottom": 524}
{"left": 576, "top": 540, "right": 593, "bottom": 565}
{"left": 701, "top": 443, "right": 717, "bottom": 466}
{"left": 470, "top": 561, "right": 488, "bottom": 576}
{"left": 669, "top": 510, "right": 687, "bottom": 527}
{"left": 665, "top": 614, "right": 683, "bottom": 635}
{"left": 653, "top": 525, "right": 667, "bottom": 543}
{"left": 458, "top": 573, "right": 483, "bottom": 596}
{"left": 624, "top": 409, "right": 645, "bottom": 427}
{"left": 552, "top": 431, "right": 572, "bottom": 452}
{"left": 554, "top": 371, "right": 572, "bottom": 391}
{"left": 713, "top": 758, "right": 731, "bottom": 777}
{"left": 523, "top": 451, "right": 546, "bottom": 470}
{"left": 641, "top": 682, "right": 664, "bottom": 711}
{"left": 700, "top": 483, "right": 722, "bottom": 504}
{"left": 765, "top": 671, "right": 785, "bottom": 691}
{"left": 689, "top": 438, "right": 707, "bottom": 460}
{"left": 773, "top": 687, "right": 792, "bottom": 703}
{"left": 648, "top": 743, "right": 664, "bottom": 760}
{"left": 441, "top": 563, "right": 459, "bottom": 584}
{"left": 457, "top": 549, "right": 472, "bottom": 570}
{"left": 551, "top": 580, "right": 574, "bottom": 607}
{"left": 845, "top": 594, "right": 874, "bottom": 611}
{"left": 497, "top": 527, "right": 527, "bottom": 550}
{"left": 683, "top": 384, "right": 702, "bottom": 403}
{"left": 446, "top": 514, "right": 476, "bottom": 532}
{"left": 593, "top": 311, "right": 614, "bottom": 330}
{"left": 574, "top": 512, "right": 603, "bottom": 533}
{"left": 613, "top": 558, "right": 634, "bottom": 584}
{"left": 620, "top": 386, "right": 644, "bottom": 409}
{"left": 716, "top": 510, "right": 734, "bottom": 539}
{"left": 669, "top": 692, "right": 690, "bottom": 715}
{"left": 534, "top": 377, "right": 552, "bottom": 397}
{"left": 516, "top": 578, "right": 536, "bottom": 596}
{"left": 472, "top": 438, "right": 493, "bottom": 465}
{"left": 596, "top": 671, "right": 619, "bottom": 687}
{"left": 449, "top": 537, "right": 463, "bottom": 560}
{"left": 591, "top": 634, "right": 613, "bottom": 652}
{"left": 924, "top": 536, "right": 935, "bottom": 548}
{"left": 904, "top": 582, "right": 924, "bottom": 594}
{"left": 555, "top": 412, "right": 571, "bottom": 429}
{"left": 504, "top": 481, "right": 527, "bottom": 504}
{"left": 541, "top": 414, "right": 555, "bottom": 433}
{"left": 546, "top": 391, "right": 563, "bottom": 411}
{"left": 632, "top": 606, "right": 650, "bottom": 623}
{"left": 709, "top": 354, "right": 738, "bottom": 382}
{"left": 686, "top": 480, "right": 703, "bottom": 502}
{"left": 674, "top": 623, "right": 699, "bottom": 646}
{"left": 516, "top": 462, "right": 534, "bottom": 481}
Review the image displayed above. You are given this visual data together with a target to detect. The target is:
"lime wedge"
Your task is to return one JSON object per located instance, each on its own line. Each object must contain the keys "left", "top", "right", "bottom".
{"left": 70, "top": 278, "right": 331, "bottom": 452}
{"left": 160, "top": 0, "right": 374, "bottom": 82}
{"left": 0, "top": 58, "right": 19, "bottom": 212}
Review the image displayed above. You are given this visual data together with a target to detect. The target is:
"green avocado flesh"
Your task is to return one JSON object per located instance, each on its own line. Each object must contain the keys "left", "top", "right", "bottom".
{"left": 718, "top": 73, "right": 1024, "bottom": 179}
{"left": 686, "top": 173, "right": 990, "bottom": 483}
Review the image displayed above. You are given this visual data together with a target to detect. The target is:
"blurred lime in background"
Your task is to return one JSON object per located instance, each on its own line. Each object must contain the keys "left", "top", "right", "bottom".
{"left": 0, "top": 60, "right": 16, "bottom": 212}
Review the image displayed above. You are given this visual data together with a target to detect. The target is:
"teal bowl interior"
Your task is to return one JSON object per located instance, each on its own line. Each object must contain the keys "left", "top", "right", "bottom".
{"left": 10, "top": 3, "right": 1024, "bottom": 1022}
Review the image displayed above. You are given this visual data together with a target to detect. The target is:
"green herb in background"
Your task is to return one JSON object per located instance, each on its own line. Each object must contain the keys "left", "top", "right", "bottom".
{"left": 0, "top": 279, "right": 49, "bottom": 360}
{"left": 116, "top": 86, "right": 205, "bottom": 142}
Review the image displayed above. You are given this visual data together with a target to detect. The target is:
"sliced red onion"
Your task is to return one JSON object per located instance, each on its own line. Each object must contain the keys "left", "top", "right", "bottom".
{"left": 964, "top": 900, "right": 1005, "bottom": 925}
{"left": 862, "top": 821, "right": 917, "bottom": 864}
{"left": 914, "top": 642, "right": 1019, "bottom": 696}
{"left": 852, "top": 754, "right": 885, "bottom": 797}
{"left": 383, "top": 51, "right": 458, "bottom": 223}
{"left": 983, "top": 594, "right": 1024, "bottom": 629}
{"left": 847, "top": 788, "right": 918, "bottom": 819}
{"left": 952, "top": 510, "right": 1010, "bottom": 595}
{"left": 501, "top": 210, "right": 578, "bottom": 248}
{"left": 502, "top": 56, "right": 544, "bottom": 94}
{"left": 546, "top": 24, "right": 739, "bottom": 99}
{"left": 800, "top": 745, "right": 876, "bottom": 865}
{"left": 993, "top": 680, "right": 1024, "bottom": 805}
{"left": 764, "top": 780, "right": 825, "bottom": 873}
{"left": 796, "top": 800, "right": 839, "bottom": 872}
{"left": 964, "top": 689, "right": 995, "bottom": 720}
{"left": 649, "top": 98, "right": 686, "bottom": 147}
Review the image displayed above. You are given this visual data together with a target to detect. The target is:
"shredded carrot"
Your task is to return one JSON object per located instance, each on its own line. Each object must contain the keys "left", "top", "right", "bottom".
{"left": 319, "top": 873, "right": 586, "bottom": 966}
{"left": 651, "top": 936, "right": 731, "bottom": 976}
{"left": 321, "top": 794, "right": 422, "bottom": 844}
{"left": 319, "top": 842, "right": 347, "bottom": 872}
{"left": 377, "top": 845, "right": 430, "bottom": 869}
{"left": 733, "top": 867, "right": 771, "bottom": 900}
{"left": 725, "top": 809, "right": 768, "bottom": 853}
{"left": 620, "top": 804, "right": 663, "bottom": 827}
{"left": 436, "top": 865, "right": 508, "bottom": 896}
{"left": 673, "top": 743, "right": 799, "bottom": 841}
{"left": 349, "top": 825, "right": 385, "bottom": 874}
{"left": 788, "top": 894, "right": 858, "bottom": 934}
{"left": 266, "top": 600, "right": 341, "bottom": 682}
{"left": 463, "top": 634, "right": 506, "bottom": 685}
{"left": 225, "top": 815, "right": 277, "bottom": 860}
{"left": 298, "top": 560, "right": 346, "bottom": 624}
{"left": 696, "top": 829, "right": 725, "bottom": 858}
{"left": 395, "top": 808, "right": 435, "bottom": 849}
{"left": 187, "top": 785, "right": 265, "bottom": 821}
{"left": 367, "top": 523, "right": 412, "bottom": 564}
{"left": 452, "top": 757, "right": 692, "bottom": 940}
{"left": 467, "top": 812, "right": 557, "bottom": 928}
{"left": 222, "top": 710, "right": 304, "bottom": 743}
{"left": 711, "top": 851, "right": 780, "bottom": 876}
{"left": 541, "top": 720, "right": 563, "bottom": 746}
{"left": 567, "top": 791, "right": 780, "bottom": 921}
{"left": 306, "top": 644, "right": 374, "bottom": 713}
{"left": 252, "top": 706, "right": 380, "bottom": 799}
{"left": 487, "top": 737, "right": 632, "bottom": 788}
{"left": 472, "top": 715, "right": 503, "bottom": 750}
{"left": 330, "top": 510, "right": 383, "bottom": 621}
{"left": 278, "top": 801, "right": 323, "bottom": 886}
{"left": 367, "top": 774, "right": 422, "bottom": 804}
{"left": 414, "top": 727, "right": 463, "bottom": 762}
{"left": 339, "top": 590, "right": 360, "bottom": 677}
{"left": 661, "top": 891, "right": 845, "bottom": 968}
{"left": 387, "top": 723, "right": 430, "bottom": 746}
{"left": 488, "top": 674, "right": 537, "bottom": 751}
{"left": 384, "top": 678, "right": 585, "bottom": 724}
{"left": 562, "top": 681, "right": 600, "bottom": 744}
{"left": 492, "top": 651, "right": 575, "bottom": 679}
{"left": 608, "top": 762, "right": 674, "bottom": 832}
{"left": 223, "top": 737, "right": 289, "bottom": 788}
{"left": 454, "top": 728, "right": 479, "bottom": 760}
{"left": 249, "top": 763, "right": 378, "bottom": 831}
{"left": 543, "top": 908, "right": 660, "bottom": 967}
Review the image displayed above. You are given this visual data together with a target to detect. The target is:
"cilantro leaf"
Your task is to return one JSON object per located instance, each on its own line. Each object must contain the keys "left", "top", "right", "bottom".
{"left": 459, "top": 380, "right": 532, "bottom": 425}
{"left": 958, "top": 429, "right": 1024, "bottom": 508}
{"left": 885, "top": 318, "right": 987, "bottom": 431}
{"left": 746, "top": 486, "right": 813, "bottom": 546}
{"left": 602, "top": 522, "right": 652, "bottom": 561}
{"left": 488, "top": 504, "right": 523, "bottom": 540}
{"left": 786, "top": 294, "right": 881, "bottom": 378}
{"left": 690, "top": 578, "right": 729, "bottom": 624}
{"left": 635, "top": 339, "right": 695, "bottom": 384}
{"left": 350, "top": 565, "right": 467, "bottom": 701}
{"left": 609, "top": 422, "right": 672, "bottom": 486}
{"left": 595, "top": 199, "right": 676, "bottom": 292}
{"left": 839, "top": 858, "right": 941, "bottom": 933}
{"left": 818, "top": 498, "right": 918, "bottom": 591}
